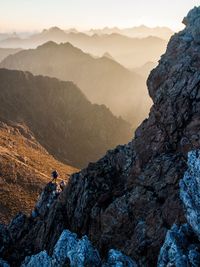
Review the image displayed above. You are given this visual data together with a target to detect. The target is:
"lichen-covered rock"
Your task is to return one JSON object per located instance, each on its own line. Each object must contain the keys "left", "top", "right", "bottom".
{"left": 158, "top": 224, "right": 200, "bottom": 267}
{"left": 180, "top": 150, "right": 200, "bottom": 239}
{"left": 52, "top": 230, "right": 77, "bottom": 266}
{"left": 52, "top": 230, "right": 101, "bottom": 267}
{"left": 158, "top": 149, "right": 200, "bottom": 267}
{"left": 66, "top": 235, "right": 101, "bottom": 267}
{"left": 103, "top": 249, "right": 138, "bottom": 267}
{"left": 21, "top": 229, "right": 101, "bottom": 267}
{"left": 21, "top": 251, "right": 52, "bottom": 267}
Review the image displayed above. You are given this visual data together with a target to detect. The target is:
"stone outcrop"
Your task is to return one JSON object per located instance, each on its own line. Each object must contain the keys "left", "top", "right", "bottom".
{"left": 21, "top": 229, "right": 137, "bottom": 267}
{"left": 21, "top": 229, "right": 101, "bottom": 267}
{"left": 158, "top": 224, "right": 200, "bottom": 267}
{"left": 158, "top": 149, "right": 200, "bottom": 267}
{"left": 103, "top": 249, "right": 138, "bottom": 267}
{"left": 180, "top": 150, "right": 200, "bottom": 238}
{"left": 2, "top": 5, "right": 200, "bottom": 267}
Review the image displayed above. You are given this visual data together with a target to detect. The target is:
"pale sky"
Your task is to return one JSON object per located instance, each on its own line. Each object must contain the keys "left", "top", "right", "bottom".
{"left": 0, "top": 0, "right": 199, "bottom": 32}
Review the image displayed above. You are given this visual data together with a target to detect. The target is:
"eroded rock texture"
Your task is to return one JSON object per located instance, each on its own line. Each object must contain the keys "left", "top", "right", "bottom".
{"left": 1, "top": 6, "right": 200, "bottom": 267}
{"left": 21, "top": 229, "right": 101, "bottom": 267}
{"left": 158, "top": 224, "right": 200, "bottom": 267}
{"left": 180, "top": 150, "right": 200, "bottom": 238}
{"left": 158, "top": 150, "right": 200, "bottom": 267}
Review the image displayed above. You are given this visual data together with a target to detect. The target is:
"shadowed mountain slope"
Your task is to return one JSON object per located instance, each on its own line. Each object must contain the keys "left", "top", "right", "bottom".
{"left": 0, "top": 28, "right": 167, "bottom": 69}
{"left": 0, "top": 42, "right": 152, "bottom": 126}
{"left": 0, "top": 68, "right": 132, "bottom": 168}
{"left": 0, "top": 48, "right": 21, "bottom": 63}
{"left": 0, "top": 121, "right": 77, "bottom": 223}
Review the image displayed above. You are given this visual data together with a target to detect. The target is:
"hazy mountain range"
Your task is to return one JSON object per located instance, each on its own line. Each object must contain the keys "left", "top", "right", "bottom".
{"left": 0, "top": 68, "right": 132, "bottom": 168}
{"left": 86, "top": 25, "right": 173, "bottom": 40}
{"left": 0, "top": 41, "right": 152, "bottom": 126}
{"left": 133, "top": 61, "right": 158, "bottom": 78}
{"left": 0, "top": 26, "right": 168, "bottom": 68}
{"left": 0, "top": 48, "right": 22, "bottom": 62}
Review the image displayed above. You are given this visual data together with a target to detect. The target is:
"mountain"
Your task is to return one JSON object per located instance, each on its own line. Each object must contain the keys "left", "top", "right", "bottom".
{"left": 0, "top": 121, "right": 77, "bottom": 223}
{"left": 102, "top": 52, "right": 115, "bottom": 60}
{"left": 87, "top": 25, "right": 174, "bottom": 40}
{"left": 0, "top": 68, "right": 131, "bottom": 168}
{"left": 62, "top": 33, "right": 167, "bottom": 69}
{"left": 0, "top": 48, "right": 21, "bottom": 63}
{"left": 0, "top": 28, "right": 168, "bottom": 69}
{"left": 0, "top": 6, "right": 199, "bottom": 267}
{"left": 0, "top": 41, "right": 152, "bottom": 126}
{"left": 0, "top": 32, "right": 19, "bottom": 42}
{"left": 133, "top": 61, "right": 157, "bottom": 78}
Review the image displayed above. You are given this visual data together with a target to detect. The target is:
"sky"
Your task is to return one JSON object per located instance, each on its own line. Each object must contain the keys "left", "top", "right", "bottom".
{"left": 0, "top": 0, "right": 199, "bottom": 32}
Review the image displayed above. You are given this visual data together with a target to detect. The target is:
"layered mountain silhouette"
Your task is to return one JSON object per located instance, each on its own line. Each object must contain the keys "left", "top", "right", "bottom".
{"left": 0, "top": 121, "right": 77, "bottom": 223}
{"left": 0, "top": 48, "right": 21, "bottom": 62}
{"left": 0, "top": 27, "right": 167, "bottom": 69}
{"left": 0, "top": 42, "right": 152, "bottom": 126}
{"left": 133, "top": 61, "right": 157, "bottom": 79}
{"left": 0, "top": 69, "right": 132, "bottom": 168}
{"left": 86, "top": 25, "right": 173, "bottom": 40}
{"left": 1, "top": 6, "right": 200, "bottom": 267}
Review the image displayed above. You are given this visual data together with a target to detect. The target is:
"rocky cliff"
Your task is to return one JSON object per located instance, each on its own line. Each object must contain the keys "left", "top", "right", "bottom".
{"left": 0, "top": 69, "right": 132, "bottom": 168}
{"left": 1, "top": 6, "right": 200, "bottom": 267}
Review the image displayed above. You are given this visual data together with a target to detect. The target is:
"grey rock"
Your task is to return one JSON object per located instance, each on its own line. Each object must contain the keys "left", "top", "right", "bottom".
{"left": 182, "top": 7, "right": 200, "bottom": 43}
{"left": 103, "top": 249, "right": 138, "bottom": 267}
{"left": 52, "top": 229, "right": 101, "bottom": 267}
{"left": 21, "top": 251, "right": 52, "bottom": 267}
{"left": 158, "top": 224, "right": 200, "bottom": 267}
{"left": 22, "top": 229, "right": 101, "bottom": 267}
{"left": 180, "top": 150, "right": 200, "bottom": 239}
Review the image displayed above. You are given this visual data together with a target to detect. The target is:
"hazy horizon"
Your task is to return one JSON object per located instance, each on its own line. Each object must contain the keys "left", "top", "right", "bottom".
{"left": 0, "top": 0, "right": 199, "bottom": 32}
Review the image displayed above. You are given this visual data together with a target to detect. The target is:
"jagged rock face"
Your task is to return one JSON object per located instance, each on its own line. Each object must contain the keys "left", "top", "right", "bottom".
{"left": 21, "top": 229, "right": 136, "bottom": 267}
{"left": 21, "top": 232, "right": 97, "bottom": 266}
{"left": 103, "top": 249, "right": 138, "bottom": 267}
{"left": 158, "top": 224, "right": 200, "bottom": 267}
{"left": 180, "top": 150, "right": 200, "bottom": 239}
{"left": 158, "top": 149, "right": 200, "bottom": 267}
{"left": 2, "top": 6, "right": 200, "bottom": 267}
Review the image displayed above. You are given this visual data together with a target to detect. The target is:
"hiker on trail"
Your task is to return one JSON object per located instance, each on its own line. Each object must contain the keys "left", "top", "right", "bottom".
{"left": 51, "top": 170, "right": 59, "bottom": 183}
{"left": 60, "top": 180, "right": 66, "bottom": 191}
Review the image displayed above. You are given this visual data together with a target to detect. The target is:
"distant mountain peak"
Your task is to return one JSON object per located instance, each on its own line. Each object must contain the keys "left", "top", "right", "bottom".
{"left": 102, "top": 52, "right": 114, "bottom": 60}
{"left": 37, "top": 40, "right": 58, "bottom": 49}
{"left": 45, "top": 26, "right": 64, "bottom": 33}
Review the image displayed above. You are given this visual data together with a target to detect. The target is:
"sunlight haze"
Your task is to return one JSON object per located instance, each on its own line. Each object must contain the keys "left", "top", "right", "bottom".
{"left": 0, "top": 0, "right": 199, "bottom": 31}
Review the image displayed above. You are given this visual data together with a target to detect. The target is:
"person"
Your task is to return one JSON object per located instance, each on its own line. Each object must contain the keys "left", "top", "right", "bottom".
{"left": 51, "top": 170, "right": 59, "bottom": 183}
{"left": 60, "top": 180, "right": 66, "bottom": 191}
